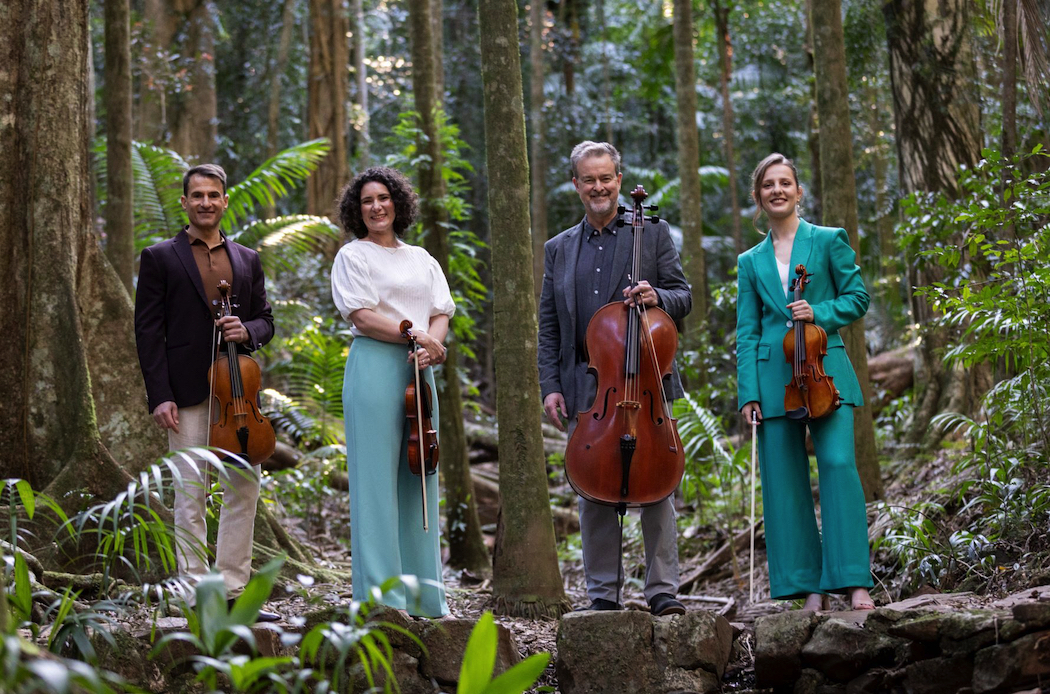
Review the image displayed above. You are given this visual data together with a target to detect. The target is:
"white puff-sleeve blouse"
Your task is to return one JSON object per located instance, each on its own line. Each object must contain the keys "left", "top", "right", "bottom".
{"left": 331, "top": 239, "right": 456, "bottom": 337}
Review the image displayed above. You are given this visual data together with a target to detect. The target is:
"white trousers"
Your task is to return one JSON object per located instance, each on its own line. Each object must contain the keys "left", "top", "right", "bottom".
{"left": 168, "top": 401, "right": 261, "bottom": 595}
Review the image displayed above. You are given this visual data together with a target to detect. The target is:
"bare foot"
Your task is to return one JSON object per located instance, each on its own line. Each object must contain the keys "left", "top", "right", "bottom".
{"left": 801, "top": 593, "right": 828, "bottom": 612}
{"left": 849, "top": 587, "right": 875, "bottom": 610}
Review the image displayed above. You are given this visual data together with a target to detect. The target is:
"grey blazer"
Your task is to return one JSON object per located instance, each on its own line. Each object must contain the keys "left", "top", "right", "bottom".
{"left": 537, "top": 217, "right": 692, "bottom": 418}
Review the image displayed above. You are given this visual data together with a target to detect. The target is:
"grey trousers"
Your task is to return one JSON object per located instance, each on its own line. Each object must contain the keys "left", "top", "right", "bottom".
{"left": 567, "top": 376, "right": 681, "bottom": 603}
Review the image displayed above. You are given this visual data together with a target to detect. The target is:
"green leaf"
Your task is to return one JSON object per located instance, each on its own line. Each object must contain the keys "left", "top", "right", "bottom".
{"left": 14, "top": 479, "right": 35, "bottom": 519}
{"left": 484, "top": 652, "right": 551, "bottom": 694}
{"left": 458, "top": 612, "right": 498, "bottom": 694}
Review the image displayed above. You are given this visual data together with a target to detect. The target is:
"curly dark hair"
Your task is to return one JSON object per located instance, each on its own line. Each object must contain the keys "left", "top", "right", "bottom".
{"left": 337, "top": 167, "right": 419, "bottom": 239}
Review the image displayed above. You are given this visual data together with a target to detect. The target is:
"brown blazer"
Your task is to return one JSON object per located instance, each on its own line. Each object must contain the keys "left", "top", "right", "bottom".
{"left": 134, "top": 228, "right": 274, "bottom": 413}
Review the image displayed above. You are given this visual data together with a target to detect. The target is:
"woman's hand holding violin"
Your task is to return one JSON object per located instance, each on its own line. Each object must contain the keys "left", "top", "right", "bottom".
{"left": 408, "top": 328, "right": 446, "bottom": 368}
{"left": 787, "top": 299, "right": 814, "bottom": 323}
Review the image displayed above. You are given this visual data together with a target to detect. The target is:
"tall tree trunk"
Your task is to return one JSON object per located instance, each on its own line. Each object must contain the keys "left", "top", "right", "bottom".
{"left": 597, "top": 0, "right": 613, "bottom": 142}
{"left": 408, "top": 0, "right": 489, "bottom": 574}
{"left": 529, "top": 0, "right": 548, "bottom": 303}
{"left": 170, "top": 0, "right": 218, "bottom": 160}
{"left": 267, "top": 0, "right": 298, "bottom": 161}
{"left": 712, "top": 0, "right": 743, "bottom": 257}
{"left": 432, "top": 0, "right": 445, "bottom": 101}
{"left": 308, "top": 0, "right": 349, "bottom": 218}
{"left": 0, "top": 0, "right": 147, "bottom": 502}
{"left": 478, "top": 0, "right": 569, "bottom": 618}
{"left": 105, "top": 0, "right": 135, "bottom": 294}
{"left": 810, "top": 0, "right": 882, "bottom": 501}
{"left": 350, "top": 0, "right": 369, "bottom": 166}
{"left": 1001, "top": 0, "right": 1017, "bottom": 164}
{"left": 137, "top": 0, "right": 176, "bottom": 144}
{"left": 884, "top": 0, "right": 987, "bottom": 446}
{"left": 672, "top": 0, "right": 708, "bottom": 378}
{"left": 804, "top": 0, "right": 823, "bottom": 222}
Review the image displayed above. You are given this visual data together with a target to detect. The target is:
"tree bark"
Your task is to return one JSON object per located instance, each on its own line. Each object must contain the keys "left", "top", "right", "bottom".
{"left": 137, "top": 0, "right": 176, "bottom": 144}
{"left": 672, "top": 0, "right": 708, "bottom": 377}
{"left": 529, "top": 0, "right": 548, "bottom": 303}
{"left": 308, "top": 0, "right": 349, "bottom": 218}
{"left": 712, "top": 0, "right": 743, "bottom": 257}
{"left": 408, "top": 0, "right": 489, "bottom": 574}
{"left": 104, "top": 0, "right": 135, "bottom": 295}
{"left": 170, "top": 0, "right": 218, "bottom": 160}
{"left": 350, "top": 0, "right": 369, "bottom": 166}
{"left": 884, "top": 0, "right": 987, "bottom": 446}
{"left": 267, "top": 0, "right": 298, "bottom": 161}
{"left": 478, "top": 0, "right": 569, "bottom": 618}
{"left": 810, "top": 0, "right": 882, "bottom": 501}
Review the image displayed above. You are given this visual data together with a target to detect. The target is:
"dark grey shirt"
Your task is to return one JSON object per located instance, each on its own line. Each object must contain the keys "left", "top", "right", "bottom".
{"left": 574, "top": 218, "right": 619, "bottom": 354}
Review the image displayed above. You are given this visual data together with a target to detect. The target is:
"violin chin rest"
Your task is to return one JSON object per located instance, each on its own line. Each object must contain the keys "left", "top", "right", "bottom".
{"left": 785, "top": 407, "right": 810, "bottom": 421}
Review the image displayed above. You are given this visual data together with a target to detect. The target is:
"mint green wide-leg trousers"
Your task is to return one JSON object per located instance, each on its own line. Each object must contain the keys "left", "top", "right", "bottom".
{"left": 757, "top": 405, "right": 873, "bottom": 600}
{"left": 343, "top": 336, "right": 448, "bottom": 617}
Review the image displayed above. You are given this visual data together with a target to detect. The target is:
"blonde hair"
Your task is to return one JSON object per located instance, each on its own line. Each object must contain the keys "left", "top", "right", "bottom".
{"left": 750, "top": 153, "right": 801, "bottom": 232}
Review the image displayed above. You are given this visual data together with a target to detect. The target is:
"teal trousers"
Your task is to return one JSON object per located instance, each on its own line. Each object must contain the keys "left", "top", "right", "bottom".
{"left": 757, "top": 405, "right": 873, "bottom": 599}
{"left": 343, "top": 337, "right": 448, "bottom": 617}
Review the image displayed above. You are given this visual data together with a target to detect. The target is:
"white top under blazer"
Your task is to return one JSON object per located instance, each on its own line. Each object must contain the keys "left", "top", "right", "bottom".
{"left": 331, "top": 239, "right": 456, "bottom": 337}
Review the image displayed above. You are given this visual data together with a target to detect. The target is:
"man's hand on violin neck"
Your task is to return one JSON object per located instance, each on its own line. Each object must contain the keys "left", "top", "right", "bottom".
{"left": 216, "top": 315, "right": 249, "bottom": 343}
{"left": 623, "top": 280, "right": 659, "bottom": 308}
{"left": 544, "top": 392, "right": 568, "bottom": 432}
{"left": 153, "top": 401, "right": 180, "bottom": 433}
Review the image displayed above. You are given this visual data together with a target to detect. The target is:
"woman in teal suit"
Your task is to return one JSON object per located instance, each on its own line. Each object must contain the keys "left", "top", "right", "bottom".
{"left": 736, "top": 153, "right": 875, "bottom": 611}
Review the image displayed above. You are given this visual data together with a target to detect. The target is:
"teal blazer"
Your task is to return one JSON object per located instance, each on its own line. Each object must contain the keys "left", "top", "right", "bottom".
{"left": 736, "top": 219, "right": 869, "bottom": 417}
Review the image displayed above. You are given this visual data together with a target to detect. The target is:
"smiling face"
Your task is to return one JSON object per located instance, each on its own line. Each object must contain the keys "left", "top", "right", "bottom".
{"left": 573, "top": 154, "right": 623, "bottom": 227}
{"left": 757, "top": 163, "right": 803, "bottom": 222}
{"left": 360, "top": 181, "right": 396, "bottom": 238}
{"left": 181, "top": 174, "right": 228, "bottom": 234}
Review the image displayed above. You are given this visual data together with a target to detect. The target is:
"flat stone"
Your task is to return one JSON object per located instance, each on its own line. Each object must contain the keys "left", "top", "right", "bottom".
{"left": 972, "top": 629, "right": 1050, "bottom": 693}
{"left": 1011, "top": 601, "right": 1050, "bottom": 629}
{"left": 883, "top": 592, "right": 975, "bottom": 612}
{"left": 939, "top": 610, "right": 1012, "bottom": 655}
{"left": 556, "top": 611, "right": 661, "bottom": 694}
{"left": 902, "top": 655, "right": 973, "bottom": 694}
{"left": 801, "top": 617, "right": 901, "bottom": 682}
{"left": 754, "top": 610, "right": 821, "bottom": 688}
{"left": 886, "top": 611, "right": 949, "bottom": 642}
{"left": 416, "top": 618, "right": 519, "bottom": 684}
{"left": 653, "top": 611, "right": 733, "bottom": 677}
{"left": 990, "top": 585, "right": 1050, "bottom": 610}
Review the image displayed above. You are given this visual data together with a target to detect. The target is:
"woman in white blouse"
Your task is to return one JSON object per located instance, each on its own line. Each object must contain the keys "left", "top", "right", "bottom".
{"left": 331, "top": 167, "right": 455, "bottom": 617}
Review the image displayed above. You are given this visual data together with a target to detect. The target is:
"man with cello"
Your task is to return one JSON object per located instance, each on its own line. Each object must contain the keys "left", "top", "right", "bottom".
{"left": 538, "top": 141, "right": 692, "bottom": 616}
{"left": 134, "top": 164, "right": 279, "bottom": 622}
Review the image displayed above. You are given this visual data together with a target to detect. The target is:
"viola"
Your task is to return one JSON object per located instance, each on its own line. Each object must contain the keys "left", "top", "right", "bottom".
{"left": 564, "top": 186, "right": 685, "bottom": 508}
{"left": 782, "top": 264, "right": 841, "bottom": 421}
{"left": 399, "top": 320, "right": 438, "bottom": 531}
{"left": 208, "top": 280, "right": 276, "bottom": 466}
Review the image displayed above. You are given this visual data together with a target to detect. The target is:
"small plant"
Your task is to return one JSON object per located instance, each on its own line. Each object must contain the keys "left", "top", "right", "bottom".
{"left": 456, "top": 612, "right": 550, "bottom": 694}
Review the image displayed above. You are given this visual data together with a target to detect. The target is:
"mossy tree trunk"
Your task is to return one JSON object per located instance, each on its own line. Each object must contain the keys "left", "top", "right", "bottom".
{"left": 104, "top": 0, "right": 135, "bottom": 294}
{"left": 478, "top": 0, "right": 569, "bottom": 618}
{"left": 408, "top": 0, "right": 489, "bottom": 574}
{"left": 811, "top": 0, "right": 882, "bottom": 501}
{"left": 672, "top": 0, "right": 708, "bottom": 381}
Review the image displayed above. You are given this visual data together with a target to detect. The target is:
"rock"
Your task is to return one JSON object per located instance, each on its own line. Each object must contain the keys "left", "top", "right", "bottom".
{"left": 801, "top": 618, "right": 901, "bottom": 682}
{"left": 415, "top": 618, "right": 519, "bottom": 684}
{"left": 1011, "top": 601, "right": 1050, "bottom": 630}
{"left": 793, "top": 667, "right": 827, "bottom": 694}
{"left": 886, "top": 611, "right": 948, "bottom": 642}
{"left": 754, "top": 611, "right": 821, "bottom": 688}
{"left": 939, "top": 610, "right": 1012, "bottom": 655}
{"left": 846, "top": 668, "right": 903, "bottom": 694}
{"left": 556, "top": 610, "right": 731, "bottom": 694}
{"left": 972, "top": 630, "right": 1050, "bottom": 693}
{"left": 902, "top": 655, "right": 973, "bottom": 694}
{"left": 349, "top": 649, "right": 431, "bottom": 694}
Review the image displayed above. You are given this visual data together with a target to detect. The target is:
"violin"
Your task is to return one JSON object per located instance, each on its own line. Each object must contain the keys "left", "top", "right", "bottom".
{"left": 399, "top": 320, "right": 438, "bottom": 531}
{"left": 208, "top": 280, "right": 276, "bottom": 465}
{"left": 564, "top": 186, "right": 685, "bottom": 508}
{"left": 782, "top": 264, "right": 841, "bottom": 421}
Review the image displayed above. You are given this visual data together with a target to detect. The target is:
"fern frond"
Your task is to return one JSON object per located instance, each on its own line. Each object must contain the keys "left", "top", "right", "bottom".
{"left": 223, "top": 139, "right": 331, "bottom": 230}
{"left": 230, "top": 214, "right": 341, "bottom": 274}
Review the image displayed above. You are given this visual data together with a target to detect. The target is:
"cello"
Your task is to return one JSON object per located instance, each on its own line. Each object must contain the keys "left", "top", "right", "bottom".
{"left": 399, "top": 320, "right": 439, "bottom": 532}
{"left": 207, "top": 280, "right": 276, "bottom": 466}
{"left": 564, "top": 186, "right": 685, "bottom": 508}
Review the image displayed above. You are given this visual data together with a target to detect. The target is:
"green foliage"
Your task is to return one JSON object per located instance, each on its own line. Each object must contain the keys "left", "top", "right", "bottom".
{"left": 875, "top": 148, "right": 1050, "bottom": 594}
{"left": 457, "top": 612, "right": 550, "bottom": 694}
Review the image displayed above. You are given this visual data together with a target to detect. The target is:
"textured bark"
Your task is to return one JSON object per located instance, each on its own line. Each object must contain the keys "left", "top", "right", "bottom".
{"left": 529, "top": 0, "right": 548, "bottom": 302}
{"left": 137, "top": 0, "right": 176, "bottom": 144}
{"left": 104, "top": 0, "right": 135, "bottom": 294}
{"left": 1001, "top": 0, "right": 1017, "bottom": 165}
{"left": 478, "top": 0, "right": 569, "bottom": 618}
{"left": 350, "top": 0, "right": 369, "bottom": 165}
{"left": 170, "top": 1, "right": 218, "bottom": 160}
{"left": 307, "top": 0, "right": 349, "bottom": 218}
{"left": 267, "top": 0, "right": 298, "bottom": 161}
{"left": 712, "top": 0, "right": 743, "bottom": 257}
{"left": 408, "top": 0, "right": 489, "bottom": 574}
{"left": 884, "top": 0, "right": 987, "bottom": 445}
{"left": 804, "top": 0, "right": 823, "bottom": 223}
{"left": 810, "top": 0, "right": 882, "bottom": 501}
{"left": 673, "top": 0, "right": 708, "bottom": 376}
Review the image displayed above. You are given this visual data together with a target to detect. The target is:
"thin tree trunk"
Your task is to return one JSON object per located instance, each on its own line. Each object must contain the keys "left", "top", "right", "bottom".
{"left": 597, "top": 0, "right": 613, "bottom": 143}
{"left": 432, "top": 0, "right": 445, "bottom": 101}
{"left": 673, "top": 0, "right": 707, "bottom": 377}
{"left": 1001, "top": 0, "right": 1017, "bottom": 241}
{"left": 804, "top": 0, "right": 823, "bottom": 222}
{"left": 104, "top": 0, "right": 135, "bottom": 295}
{"left": 712, "top": 0, "right": 743, "bottom": 257}
{"left": 478, "top": 0, "right": 568, "bottom": 618}
{"left": 810, "top": 0, "right": 882, "bottom": 501}
{"left": 529, "top": 0, "right": 548, "bottom": 303}
{"left": 308, "top": 0, "right": 349, "bottom": 218}
{"left": 408, "top": 0, "right": 489, "bottom": 574}
{"left": 268, "top": 0, "right": 298, "bottom": 160}
{"left": 137, "top": 0, "right": 176, "bottom": 144}
{"left": 884, "top": 0, "right": 987, "bottom": 446}
{"left": 171, "top": 1, "right": 218, "bottom": 160}
{"left": 351, "top": 0, "right": 369, "bottom": 166}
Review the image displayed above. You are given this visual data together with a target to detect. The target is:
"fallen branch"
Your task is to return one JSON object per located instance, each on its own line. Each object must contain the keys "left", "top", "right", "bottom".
{"left": 680, "top": 523, "right": 762, "bottom": 593}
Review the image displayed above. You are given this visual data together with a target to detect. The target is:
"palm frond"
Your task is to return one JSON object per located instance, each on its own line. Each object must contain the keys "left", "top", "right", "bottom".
{"left": 223, "top": 139, "right": 332, "bottom": 231}
{"left": 229, "top": 214, "right": 341, "bottom": 274}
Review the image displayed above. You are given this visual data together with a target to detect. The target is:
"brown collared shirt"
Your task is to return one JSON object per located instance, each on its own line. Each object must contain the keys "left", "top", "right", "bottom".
{"left": 186, "top": 227, "right": 233, "bottom": 316}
